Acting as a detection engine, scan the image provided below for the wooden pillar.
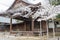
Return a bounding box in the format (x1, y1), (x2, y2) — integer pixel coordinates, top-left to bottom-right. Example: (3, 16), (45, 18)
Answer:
(39, 21), (42, 36)
(46, 20), (49, 40)
(10, 16), (12, 33)
(52, 20), (55, 38)
(32, 20), (34, 31)
(24, 22), (26, 31)
(31, 19), (34, 35)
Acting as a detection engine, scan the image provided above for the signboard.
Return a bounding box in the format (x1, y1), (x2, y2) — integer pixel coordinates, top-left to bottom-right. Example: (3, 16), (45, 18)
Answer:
(49, 21), (55, 28)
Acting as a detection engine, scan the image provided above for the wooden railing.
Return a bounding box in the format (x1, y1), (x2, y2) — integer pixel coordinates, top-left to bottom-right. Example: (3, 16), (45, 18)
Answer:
(10, 31), (47, 36)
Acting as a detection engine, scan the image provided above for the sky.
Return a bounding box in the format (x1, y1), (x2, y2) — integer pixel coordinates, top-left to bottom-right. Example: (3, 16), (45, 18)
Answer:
(0, 0), (15, 13)
(22, 0), (50, 5)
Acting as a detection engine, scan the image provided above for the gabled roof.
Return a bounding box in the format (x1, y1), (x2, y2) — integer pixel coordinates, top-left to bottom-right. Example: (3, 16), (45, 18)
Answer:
(0, 0), (60, 22)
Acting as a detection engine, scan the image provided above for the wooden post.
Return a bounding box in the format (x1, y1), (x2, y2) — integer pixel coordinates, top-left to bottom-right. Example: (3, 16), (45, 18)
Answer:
(46, 20), (49, 40)
(32, 20), (34, 31)
(39, 21), (42, 36)
(52, 20), (55, 38)
(10, 16), (12, 33)
(24, 22), (26, 31)
(32, 19), (34, 35)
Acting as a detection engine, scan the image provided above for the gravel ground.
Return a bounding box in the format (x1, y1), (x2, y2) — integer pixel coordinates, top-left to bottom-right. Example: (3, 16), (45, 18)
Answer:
(0, 35), (47, 40)
(0, 32), (47, 40)
(0, 32), (59, 40)
(0, 34), (59, 40)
